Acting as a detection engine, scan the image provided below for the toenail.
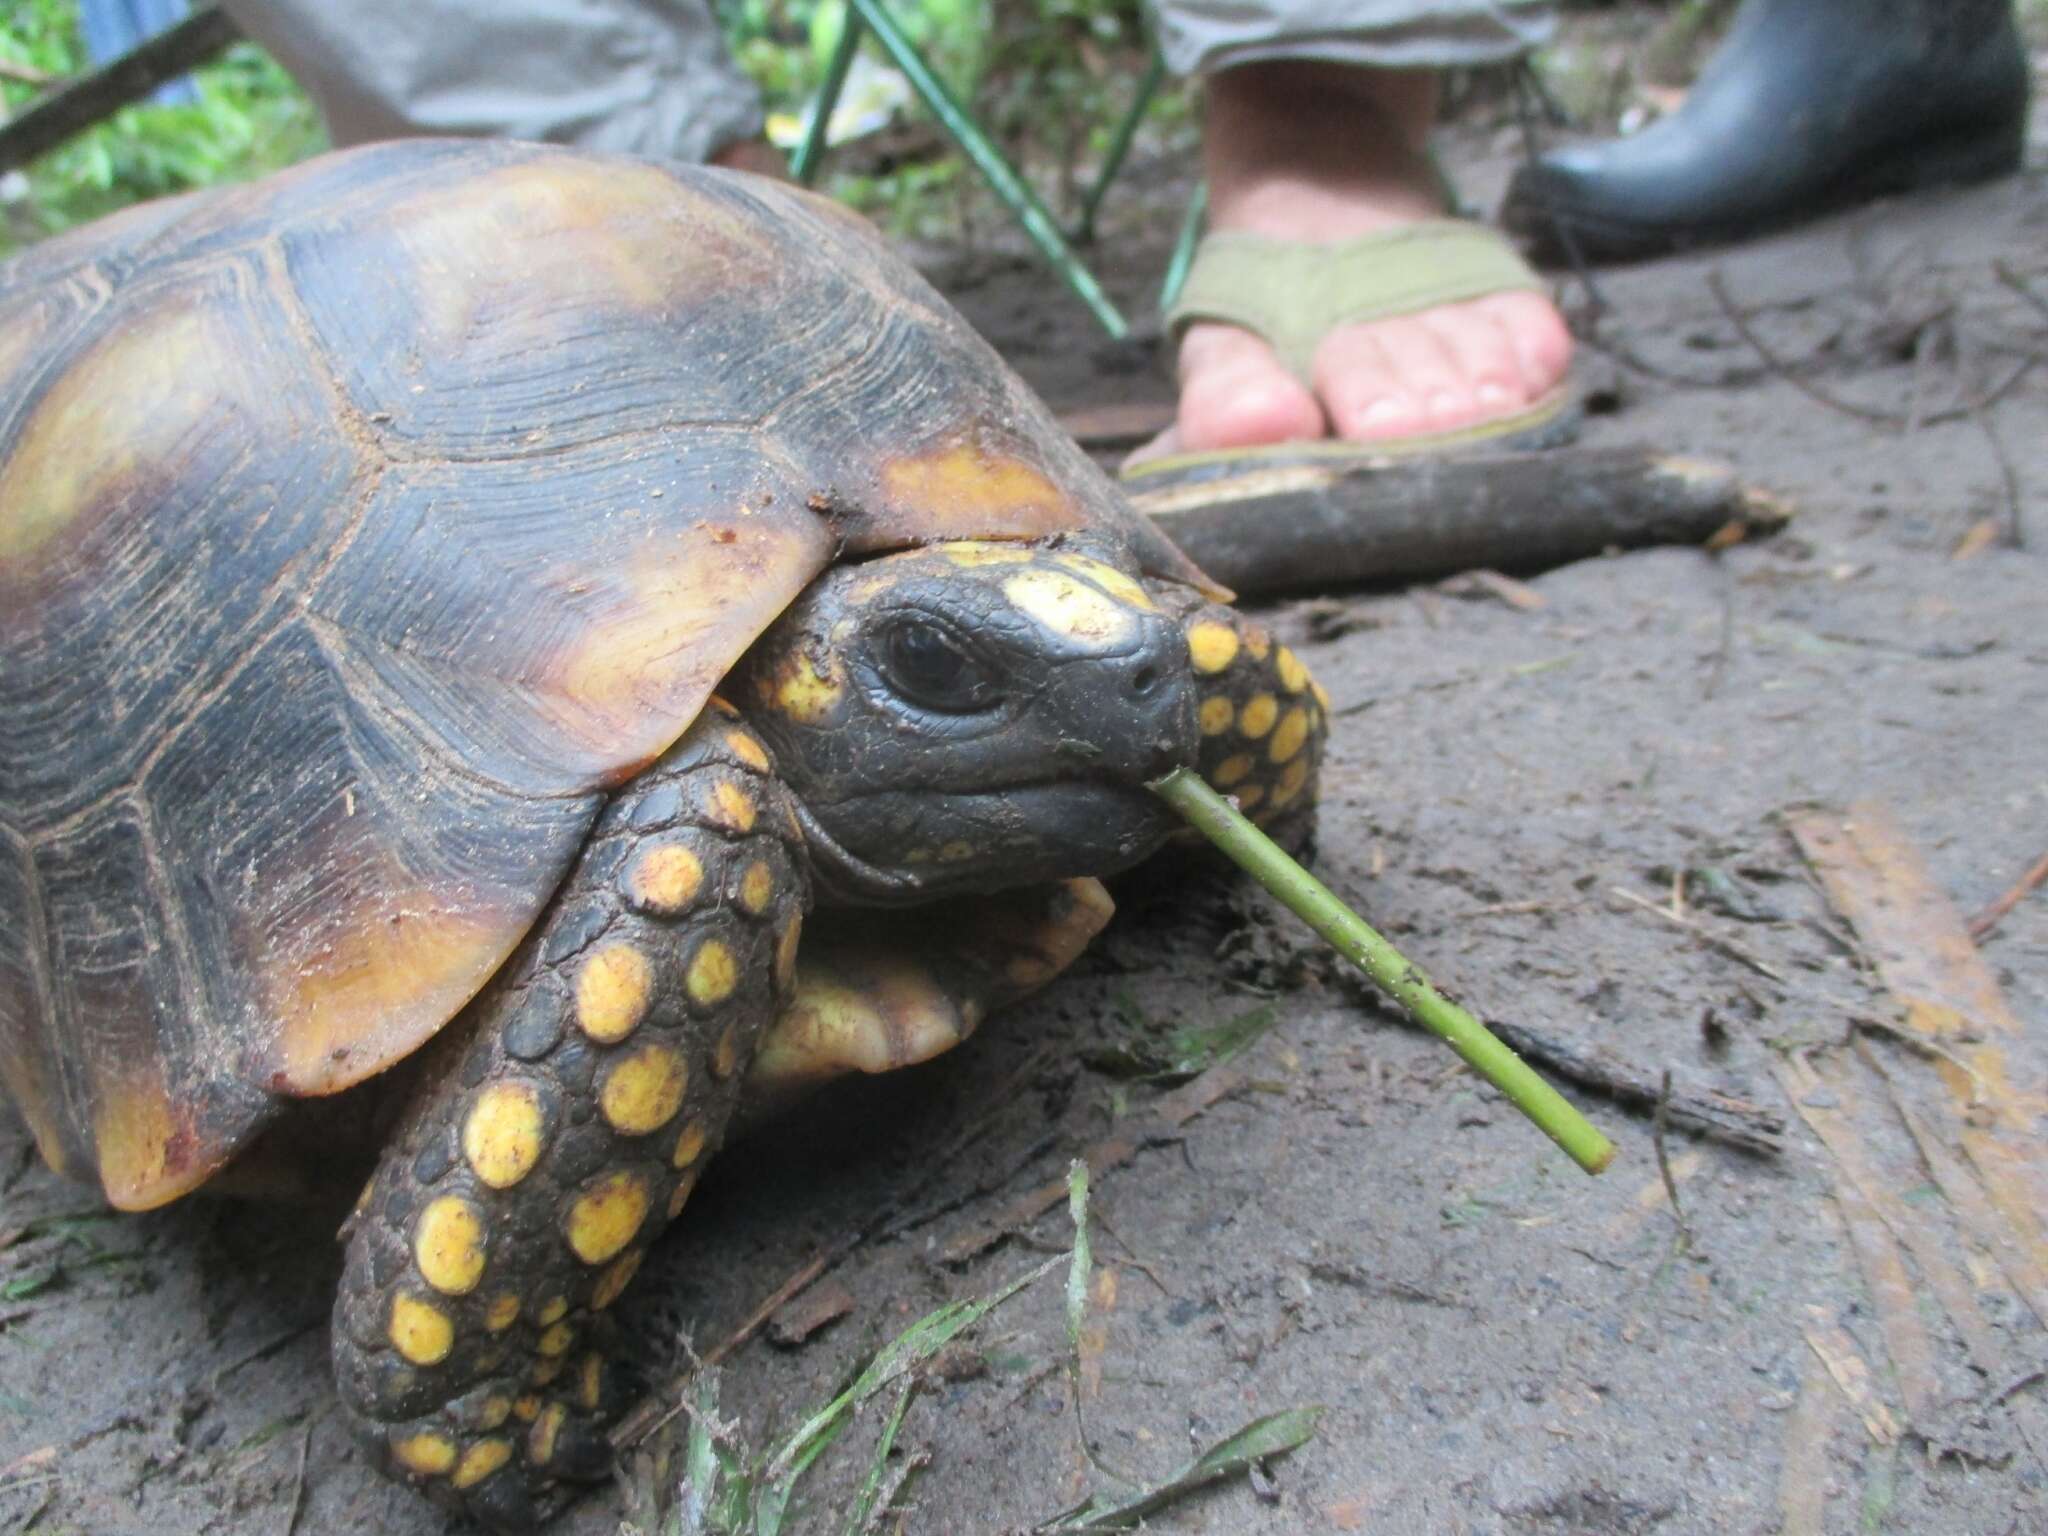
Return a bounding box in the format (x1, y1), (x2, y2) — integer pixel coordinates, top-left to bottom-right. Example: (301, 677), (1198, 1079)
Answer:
(1361, 399), (1406, 426)
(1476, 382), (1510, 408)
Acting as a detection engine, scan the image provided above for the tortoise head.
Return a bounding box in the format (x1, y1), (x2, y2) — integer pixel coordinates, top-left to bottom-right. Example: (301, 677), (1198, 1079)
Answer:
(735, 540), (1199, 905)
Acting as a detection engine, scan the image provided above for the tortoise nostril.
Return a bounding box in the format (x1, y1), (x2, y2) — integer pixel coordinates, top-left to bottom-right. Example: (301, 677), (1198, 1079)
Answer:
(1130, 664), (1160, 698)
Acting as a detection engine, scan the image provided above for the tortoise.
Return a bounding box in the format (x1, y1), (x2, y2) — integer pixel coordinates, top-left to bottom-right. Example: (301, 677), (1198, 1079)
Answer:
(0, 139), (1327, 1528)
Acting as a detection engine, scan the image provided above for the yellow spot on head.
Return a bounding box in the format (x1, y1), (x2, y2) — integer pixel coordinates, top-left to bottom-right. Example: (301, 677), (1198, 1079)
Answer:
(671, 1120), (708, 1170)
(600, 1042), (690, 1135)
(463, 1081), (549, 1189)
(1198, 697), (1235, 736)
(484, 1293), (522, 1333)
(536, 1296), (568, 1327)
(415, 1196), (488, 1296)
(452, 1437), (513, 1490)
(390, 1294), (455, 1366)
(538, 1321), (576, 1357)
(391, 1431), (458, 1477)
(577, 943), (653, 1042)
(687, 939), (740, 1008)
(708, 780), (757, 834)
(724, 730), (771, 773)
(512, 1395), (542, 1423)
(1002, 569), (1137, 650)
(667, 1168), (701, 1220)
(479, 1396), (513, 1431)
(738, 860), (776, 916)
(1276, 646), (1309, 694)
(527, 1403), (566, 1468)
(1053, 552), (1158, 611)
(566, 1170), (650, 1264)
(530, 1354), (565, 1387)
(591, 1249), (644, 1310)
(1211, 754), (1253, 789)
(1239, 694), (1279, 739)
(626, 844), (704, 915)
(1272, 755), (1312, 810)
(710, 1022), (741, 1080)
(1186, 621), (1240, 675)
(577, 1353), (606, 1411)
(1268, 706), (1310, 765)
(774, 916), (803, 994)
(765, 649), (845, 724)
(1235, 785), (1267, 811)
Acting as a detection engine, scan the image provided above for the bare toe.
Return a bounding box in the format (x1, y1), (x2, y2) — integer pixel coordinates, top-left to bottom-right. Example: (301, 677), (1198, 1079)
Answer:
(1474, 290), (1574, 402)
(1418, 298), (1533, 416)
(1175, 322), (1326, 453)
(1316, 316), (1463, 441)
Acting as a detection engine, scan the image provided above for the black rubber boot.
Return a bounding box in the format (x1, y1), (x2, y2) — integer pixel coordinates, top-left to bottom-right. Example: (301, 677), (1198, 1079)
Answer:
(1503, 0), (2030, 264)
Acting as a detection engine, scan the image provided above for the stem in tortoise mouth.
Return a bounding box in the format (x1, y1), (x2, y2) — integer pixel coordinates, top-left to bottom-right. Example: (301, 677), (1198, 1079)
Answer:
(1149, 767), (1617, 1177)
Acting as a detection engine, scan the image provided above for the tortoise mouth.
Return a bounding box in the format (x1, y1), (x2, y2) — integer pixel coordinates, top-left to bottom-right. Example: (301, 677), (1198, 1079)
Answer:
(796, 779), (1179, 908)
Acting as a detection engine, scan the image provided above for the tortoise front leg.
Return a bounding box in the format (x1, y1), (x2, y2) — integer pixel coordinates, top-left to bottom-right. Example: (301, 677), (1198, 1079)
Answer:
(330, 705), (806, 1530)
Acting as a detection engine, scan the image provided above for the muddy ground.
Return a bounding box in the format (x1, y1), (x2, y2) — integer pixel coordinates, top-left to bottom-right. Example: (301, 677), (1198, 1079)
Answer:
(5, 47), (2048, 1536)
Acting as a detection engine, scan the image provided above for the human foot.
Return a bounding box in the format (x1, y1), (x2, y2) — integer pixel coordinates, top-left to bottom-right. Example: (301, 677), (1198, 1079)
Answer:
(1140, 63), (1571, 463)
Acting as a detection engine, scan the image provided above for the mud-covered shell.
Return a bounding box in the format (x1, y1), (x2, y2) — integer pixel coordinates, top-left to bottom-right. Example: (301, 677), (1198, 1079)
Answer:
(0, 139), (1203, 1211)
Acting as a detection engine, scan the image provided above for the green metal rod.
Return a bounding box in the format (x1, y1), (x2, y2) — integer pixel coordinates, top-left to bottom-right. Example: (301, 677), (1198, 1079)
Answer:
(790, 8), (863, 185)
(1151, 768), (1617, 1175)
(846, 0), (1129, 339)
(1074, 48), (1166, 246)
(1159, 178), (1206, 315)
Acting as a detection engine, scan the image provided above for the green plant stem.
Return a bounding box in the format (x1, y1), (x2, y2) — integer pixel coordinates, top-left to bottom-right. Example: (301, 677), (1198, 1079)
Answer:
(1151, 768), (1616, 1175)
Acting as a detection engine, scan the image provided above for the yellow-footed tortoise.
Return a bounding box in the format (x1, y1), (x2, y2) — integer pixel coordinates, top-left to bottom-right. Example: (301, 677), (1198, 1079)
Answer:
(0, 140), (1326, 1527)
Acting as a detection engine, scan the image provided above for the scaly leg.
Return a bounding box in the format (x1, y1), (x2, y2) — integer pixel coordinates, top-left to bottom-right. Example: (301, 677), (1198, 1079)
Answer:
(330, 704), (806, 1529)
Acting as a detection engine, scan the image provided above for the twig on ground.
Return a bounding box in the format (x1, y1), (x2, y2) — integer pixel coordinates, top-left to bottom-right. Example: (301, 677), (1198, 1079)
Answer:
(1966, 850), (2048, 942)
(940, 1065), (1251, 1265)
(281, 1418), (313, 1536)
(1704, 560), (1736, 700)
(1610, 885), (1788, 983)
(1707, 269), (2035, 430)
(1847, 1015), (1992, 1110)
(1485, 1018), (1784, 1155)
(1653, 1070), (1696, 1251)
(1992, 261), (2048, 328)
(1971, 398), (2026, 549)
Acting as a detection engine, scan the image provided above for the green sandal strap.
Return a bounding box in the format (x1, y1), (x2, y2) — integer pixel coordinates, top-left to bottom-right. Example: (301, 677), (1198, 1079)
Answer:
(1164, 221), (1545, 381)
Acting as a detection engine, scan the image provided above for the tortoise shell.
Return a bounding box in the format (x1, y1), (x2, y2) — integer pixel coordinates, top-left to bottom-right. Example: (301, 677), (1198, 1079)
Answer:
(0, 139), (1204, 1211)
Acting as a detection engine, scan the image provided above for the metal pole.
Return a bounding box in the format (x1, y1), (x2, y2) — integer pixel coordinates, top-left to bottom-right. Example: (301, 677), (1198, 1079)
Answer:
(846, 0), (1129, 339)
(1073, 49), (1165, 246)
(790, 8), (863, 185)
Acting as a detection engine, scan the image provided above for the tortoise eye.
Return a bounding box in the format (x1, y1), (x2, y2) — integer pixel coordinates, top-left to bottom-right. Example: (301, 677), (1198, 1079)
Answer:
(881, 619), (995, 712)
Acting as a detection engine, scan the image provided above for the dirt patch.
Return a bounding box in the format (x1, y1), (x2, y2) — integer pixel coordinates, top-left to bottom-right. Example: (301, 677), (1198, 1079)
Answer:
(5, 76), (2047, 1536)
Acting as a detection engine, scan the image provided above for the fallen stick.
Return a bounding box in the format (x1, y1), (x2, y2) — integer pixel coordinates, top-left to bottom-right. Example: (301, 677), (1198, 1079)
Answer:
(1123, 446), (1770, 595)
(1488, 1019), (1784, 1156)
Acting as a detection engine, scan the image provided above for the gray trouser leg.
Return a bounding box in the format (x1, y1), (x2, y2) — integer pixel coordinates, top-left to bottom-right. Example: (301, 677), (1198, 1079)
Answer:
(218, 0), (763, 163)
(1145, 0), (1556, 75)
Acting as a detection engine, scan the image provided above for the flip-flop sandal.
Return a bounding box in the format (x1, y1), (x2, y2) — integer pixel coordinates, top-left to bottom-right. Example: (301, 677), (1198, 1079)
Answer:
(1124, 220), (1578, 482)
